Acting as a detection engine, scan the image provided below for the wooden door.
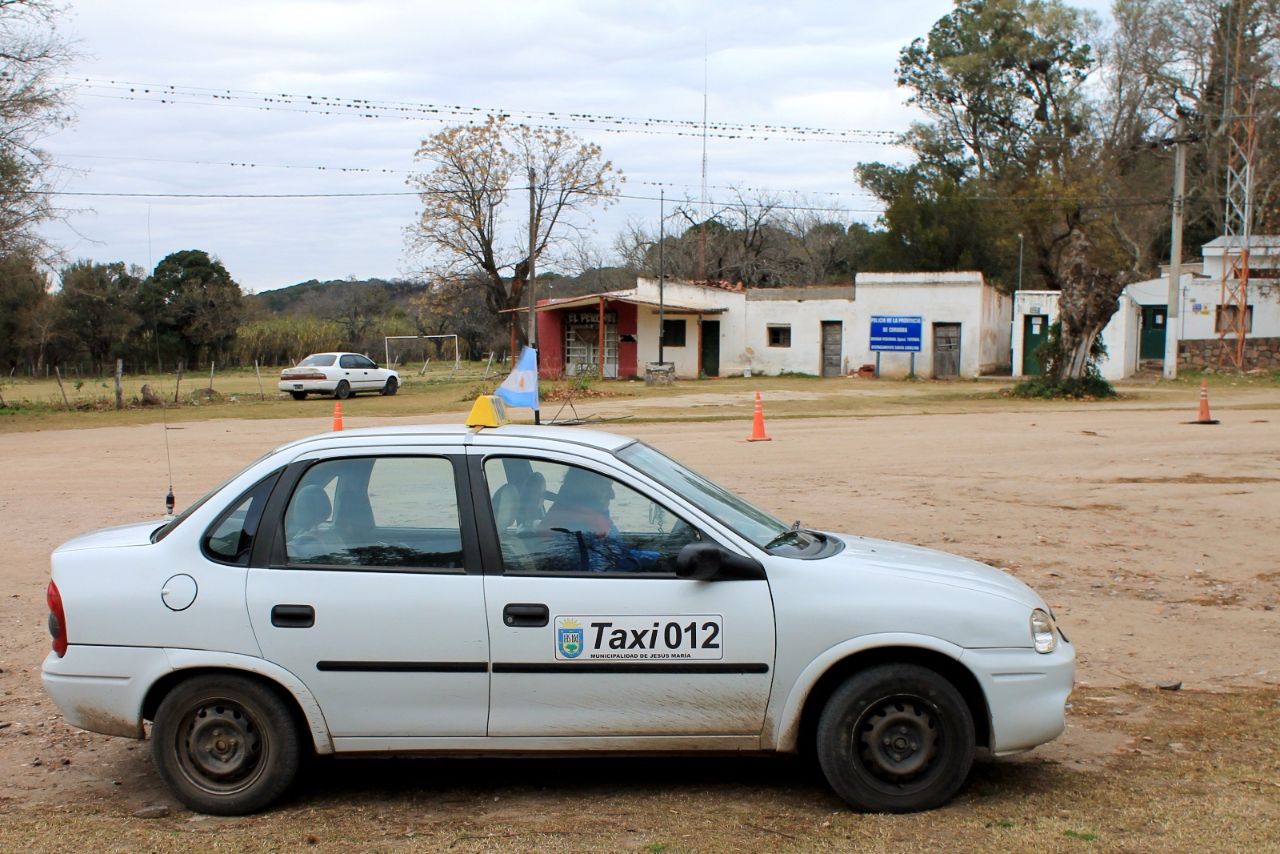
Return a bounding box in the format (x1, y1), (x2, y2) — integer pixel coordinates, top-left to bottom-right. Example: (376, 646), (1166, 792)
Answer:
(821, 321), (842, 377)
(932, 323), (961, 378)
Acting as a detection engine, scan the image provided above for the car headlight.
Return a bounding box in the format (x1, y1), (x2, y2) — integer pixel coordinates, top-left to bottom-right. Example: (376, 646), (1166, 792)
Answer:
(1030, 608), (1058, 654)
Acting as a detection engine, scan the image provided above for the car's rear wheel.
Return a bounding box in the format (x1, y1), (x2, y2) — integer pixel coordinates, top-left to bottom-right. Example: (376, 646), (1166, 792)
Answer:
(289, 391), (307, 401)
(334, 380), (351, 400)
(150, 674), (300, 815)
(381, 376), (398, 396)
(816, 663), (974, 813)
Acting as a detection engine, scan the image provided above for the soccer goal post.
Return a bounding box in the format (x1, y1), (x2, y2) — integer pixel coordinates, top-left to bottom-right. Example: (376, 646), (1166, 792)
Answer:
(385, 334), (461, 375)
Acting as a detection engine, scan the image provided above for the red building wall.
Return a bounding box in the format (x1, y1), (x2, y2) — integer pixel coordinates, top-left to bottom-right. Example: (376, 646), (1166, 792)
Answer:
(533, 299), (639, 379)
(536, 308), (564, 378)
(616, 301), (638, 378)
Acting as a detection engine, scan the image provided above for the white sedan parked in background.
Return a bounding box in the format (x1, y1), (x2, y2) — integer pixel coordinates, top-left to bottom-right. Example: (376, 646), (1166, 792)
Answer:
(278, 352), (399, 400)
(41, 398), (1074, 816)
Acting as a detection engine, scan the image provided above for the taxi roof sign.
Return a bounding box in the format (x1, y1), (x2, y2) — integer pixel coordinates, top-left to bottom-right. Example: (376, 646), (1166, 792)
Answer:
(466, 394), (509, 428)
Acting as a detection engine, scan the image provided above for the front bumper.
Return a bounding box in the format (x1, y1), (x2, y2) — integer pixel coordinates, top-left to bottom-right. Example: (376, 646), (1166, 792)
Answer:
(41, 646), (174, 738)
(961, 638), (1076, 754)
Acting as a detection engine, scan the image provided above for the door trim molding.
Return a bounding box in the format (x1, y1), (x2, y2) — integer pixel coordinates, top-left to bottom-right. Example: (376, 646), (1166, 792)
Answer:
(492, 662), (769, 675)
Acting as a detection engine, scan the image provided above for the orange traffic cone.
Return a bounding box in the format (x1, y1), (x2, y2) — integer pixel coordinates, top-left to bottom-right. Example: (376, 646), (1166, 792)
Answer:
(332, 400), (344, 431)
(747, 391), (772, 442)
(1193, 379), (1219, 425)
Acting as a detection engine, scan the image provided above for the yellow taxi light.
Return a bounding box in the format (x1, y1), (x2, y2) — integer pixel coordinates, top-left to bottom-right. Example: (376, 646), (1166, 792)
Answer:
(466, 395), (509, 429)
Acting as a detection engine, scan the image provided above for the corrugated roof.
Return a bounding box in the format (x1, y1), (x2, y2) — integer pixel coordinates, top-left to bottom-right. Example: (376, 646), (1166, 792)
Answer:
(502, 291), (726, 314)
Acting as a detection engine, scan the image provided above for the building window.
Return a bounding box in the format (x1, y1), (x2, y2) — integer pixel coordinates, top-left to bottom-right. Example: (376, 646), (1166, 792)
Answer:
(661, 319), (687, 347)
(1215, 305), (1253, 334)
(768, 325), (792, 348)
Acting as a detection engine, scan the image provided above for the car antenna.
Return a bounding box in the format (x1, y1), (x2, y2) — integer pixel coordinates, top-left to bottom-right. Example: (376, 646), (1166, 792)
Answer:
(161, 394), (175, 517)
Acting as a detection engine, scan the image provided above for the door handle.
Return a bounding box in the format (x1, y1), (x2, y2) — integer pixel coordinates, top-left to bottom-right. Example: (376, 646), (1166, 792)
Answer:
(271, 604), (315, 628)
(503, 603), (549, 628)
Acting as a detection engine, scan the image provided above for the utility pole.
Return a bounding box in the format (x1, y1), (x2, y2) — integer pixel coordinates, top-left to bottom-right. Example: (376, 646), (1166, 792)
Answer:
(527, 166), (537, 350)
(1164, 112), (1188, 380)
(1017, 233), (1024, 291)
(658, 188), (666, 366)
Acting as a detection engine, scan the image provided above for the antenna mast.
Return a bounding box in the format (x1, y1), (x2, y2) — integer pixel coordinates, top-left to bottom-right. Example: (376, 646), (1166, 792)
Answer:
(1217, 5), (1258, 370)
(699, 35), (709, 284)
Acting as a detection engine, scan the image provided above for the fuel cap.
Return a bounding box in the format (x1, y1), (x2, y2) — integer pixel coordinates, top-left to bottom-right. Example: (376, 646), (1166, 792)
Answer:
(161, 574), (198, 612)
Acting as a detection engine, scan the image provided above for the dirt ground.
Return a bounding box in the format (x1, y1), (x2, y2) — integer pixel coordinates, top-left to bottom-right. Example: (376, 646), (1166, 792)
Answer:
(1, 384), (1277, 850)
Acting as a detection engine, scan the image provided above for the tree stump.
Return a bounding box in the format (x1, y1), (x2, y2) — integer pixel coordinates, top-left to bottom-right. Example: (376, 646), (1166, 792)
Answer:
(139, 384), (162, 406)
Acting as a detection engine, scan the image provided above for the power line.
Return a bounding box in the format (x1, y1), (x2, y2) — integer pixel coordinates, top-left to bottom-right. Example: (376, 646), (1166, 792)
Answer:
(38, 185), (1171, 218)
(66, 76), (906, 146)
(51, 151), (887, 201)
(53, 151), (412, 175)
(46, 190), (420, 198)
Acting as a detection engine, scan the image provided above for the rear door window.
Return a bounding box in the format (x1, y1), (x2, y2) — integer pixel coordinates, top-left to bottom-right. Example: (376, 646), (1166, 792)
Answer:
(283, 456), (463, 570)
(202, 470), (282, 566)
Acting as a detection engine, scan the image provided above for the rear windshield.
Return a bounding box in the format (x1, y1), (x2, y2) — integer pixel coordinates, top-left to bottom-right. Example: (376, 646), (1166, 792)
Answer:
(299, 354), (336, 367)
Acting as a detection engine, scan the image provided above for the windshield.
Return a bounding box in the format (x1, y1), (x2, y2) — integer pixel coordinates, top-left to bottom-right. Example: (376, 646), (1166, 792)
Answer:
(617, 442), (788, 548)
(298, 354), (336, 367)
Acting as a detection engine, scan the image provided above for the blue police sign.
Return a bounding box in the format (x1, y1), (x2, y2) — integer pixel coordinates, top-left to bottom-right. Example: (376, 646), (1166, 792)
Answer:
(870, 316), (923, 352)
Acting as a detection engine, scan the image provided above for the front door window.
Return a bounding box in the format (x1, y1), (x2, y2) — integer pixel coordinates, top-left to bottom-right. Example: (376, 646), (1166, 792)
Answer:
(484, 457), (700, 575)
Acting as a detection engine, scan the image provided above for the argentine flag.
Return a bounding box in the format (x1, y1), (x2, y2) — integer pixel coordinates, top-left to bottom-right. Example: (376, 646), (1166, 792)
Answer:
(494, 346), (540, 411)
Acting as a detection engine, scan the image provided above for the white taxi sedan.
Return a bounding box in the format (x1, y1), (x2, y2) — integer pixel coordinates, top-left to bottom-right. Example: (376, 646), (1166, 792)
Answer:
(42, 398), (1074, 816)
(278, 352), (399, 400)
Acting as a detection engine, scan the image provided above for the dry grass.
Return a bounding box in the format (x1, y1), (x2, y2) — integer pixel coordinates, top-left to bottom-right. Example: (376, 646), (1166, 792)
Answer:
(1, 687), (1276, 853)
(5, 364), (1277, 434)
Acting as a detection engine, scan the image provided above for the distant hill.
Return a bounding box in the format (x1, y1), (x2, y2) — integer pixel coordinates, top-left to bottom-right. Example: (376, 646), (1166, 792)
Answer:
(247, 269), (640, 318)
(248, 278), (426, 317)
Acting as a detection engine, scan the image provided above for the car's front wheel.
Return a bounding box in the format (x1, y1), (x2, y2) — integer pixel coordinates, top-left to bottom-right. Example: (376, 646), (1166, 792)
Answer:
(381, 376), (398, 396)
(334, 380), (351, 400)
(150, 674), (301, 815)
(816, 663), (974, 813)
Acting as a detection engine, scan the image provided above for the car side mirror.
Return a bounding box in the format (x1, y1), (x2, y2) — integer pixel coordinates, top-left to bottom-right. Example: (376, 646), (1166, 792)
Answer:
(675, 543), (765, 581)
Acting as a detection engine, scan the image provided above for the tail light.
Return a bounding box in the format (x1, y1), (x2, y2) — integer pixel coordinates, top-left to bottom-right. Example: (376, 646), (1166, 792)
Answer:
(47, 580), (67, 657)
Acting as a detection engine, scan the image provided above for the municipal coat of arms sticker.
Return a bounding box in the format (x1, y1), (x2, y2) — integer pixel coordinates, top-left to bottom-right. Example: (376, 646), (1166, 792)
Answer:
(556, 619), (584, 659)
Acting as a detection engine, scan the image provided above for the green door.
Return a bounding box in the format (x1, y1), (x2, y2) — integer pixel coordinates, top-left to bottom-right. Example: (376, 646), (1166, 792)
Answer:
(700, 320), (720, 377)
(1022, 314), (1049, 375)
(1140, 307), (1167, 360)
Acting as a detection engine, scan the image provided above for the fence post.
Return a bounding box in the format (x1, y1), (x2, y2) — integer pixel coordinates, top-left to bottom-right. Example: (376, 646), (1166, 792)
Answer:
(254, 360), (265, 400)
(115, 359), (124, 410)
(54, 367), (71, 409)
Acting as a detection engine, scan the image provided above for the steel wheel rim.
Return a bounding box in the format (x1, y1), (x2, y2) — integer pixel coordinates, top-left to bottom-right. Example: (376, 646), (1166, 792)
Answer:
(853, 694), (940, 789)
(174, 697), (269, 796)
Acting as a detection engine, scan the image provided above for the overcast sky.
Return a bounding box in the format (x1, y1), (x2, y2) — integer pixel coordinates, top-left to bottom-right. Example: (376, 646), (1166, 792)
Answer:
(39, 0), (1113, 293)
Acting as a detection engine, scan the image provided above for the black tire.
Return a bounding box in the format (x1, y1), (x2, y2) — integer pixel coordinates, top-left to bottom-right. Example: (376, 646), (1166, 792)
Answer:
(381, 376), (398, 396)
(334, 380), (351, 400)
(150, 674), (301, 815)
(816, 663), (974, 813)
(289, 391), (307, 401)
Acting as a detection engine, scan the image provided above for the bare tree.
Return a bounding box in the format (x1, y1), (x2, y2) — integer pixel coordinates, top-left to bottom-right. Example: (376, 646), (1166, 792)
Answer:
(0, 0), (73, 259)
(405, 117), (621, 345)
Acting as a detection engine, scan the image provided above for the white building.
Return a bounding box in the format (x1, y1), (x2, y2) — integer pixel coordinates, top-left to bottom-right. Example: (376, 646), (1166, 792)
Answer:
(528, 274), (1012, 380)
(1011, 236), (1280, 379)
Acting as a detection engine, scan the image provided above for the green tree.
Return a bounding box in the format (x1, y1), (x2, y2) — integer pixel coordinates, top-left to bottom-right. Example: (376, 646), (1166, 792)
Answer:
(57, 260), (142, 371)
(137, 250), (243, 368)
(406, 116), (621, 345)
(861, 0), (1161, 381)
(0, 248), (52, 371)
